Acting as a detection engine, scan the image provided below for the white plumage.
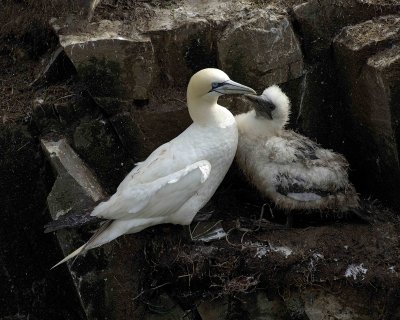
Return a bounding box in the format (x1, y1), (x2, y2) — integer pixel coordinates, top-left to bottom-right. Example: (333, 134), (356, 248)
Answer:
(53, 68), (255, 267)
(235, 85), (359, 218)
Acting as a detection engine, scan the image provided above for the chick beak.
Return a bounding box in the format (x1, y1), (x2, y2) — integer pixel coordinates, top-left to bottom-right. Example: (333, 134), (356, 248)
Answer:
(245, 94), (274, 120)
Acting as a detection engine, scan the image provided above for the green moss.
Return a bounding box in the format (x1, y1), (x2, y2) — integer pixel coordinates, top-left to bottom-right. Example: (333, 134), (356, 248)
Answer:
(77, 57), (124, 98)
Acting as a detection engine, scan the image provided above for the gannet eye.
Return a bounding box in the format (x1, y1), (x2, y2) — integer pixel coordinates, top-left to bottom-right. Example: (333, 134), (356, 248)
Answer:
(211, 82), (219, 89)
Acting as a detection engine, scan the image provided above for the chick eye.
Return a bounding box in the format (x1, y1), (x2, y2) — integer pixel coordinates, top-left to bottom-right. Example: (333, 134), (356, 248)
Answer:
(266, 101), (276, 110)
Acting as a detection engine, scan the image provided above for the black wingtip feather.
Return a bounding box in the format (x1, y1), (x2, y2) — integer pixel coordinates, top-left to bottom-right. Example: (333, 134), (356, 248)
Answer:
(44, 209), (105, 233)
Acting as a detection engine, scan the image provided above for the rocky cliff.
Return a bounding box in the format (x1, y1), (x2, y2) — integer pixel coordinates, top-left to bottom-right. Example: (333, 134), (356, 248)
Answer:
(1, 0), (400, 319)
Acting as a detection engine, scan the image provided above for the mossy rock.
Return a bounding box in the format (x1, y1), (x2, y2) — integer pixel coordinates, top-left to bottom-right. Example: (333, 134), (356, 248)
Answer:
(73, 118), (134, 193)
(78, 57), (125, 98)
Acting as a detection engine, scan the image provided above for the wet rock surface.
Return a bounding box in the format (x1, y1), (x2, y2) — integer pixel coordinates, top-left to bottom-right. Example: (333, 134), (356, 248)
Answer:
(1, 0), (400, 319)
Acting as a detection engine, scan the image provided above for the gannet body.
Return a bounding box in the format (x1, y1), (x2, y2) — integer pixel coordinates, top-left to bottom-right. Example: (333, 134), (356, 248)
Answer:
(235, 86), (359, 217)
(52, 68), (255, 267)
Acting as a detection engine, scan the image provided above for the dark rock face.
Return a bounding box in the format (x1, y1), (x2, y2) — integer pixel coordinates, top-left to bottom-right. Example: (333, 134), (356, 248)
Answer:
(109, 112), (141, 160)
(73, 118), (135, 192)
(146, 19), (217, 87)
(41, 138), (106, 219)
(334, 15), (400, 92)
(30, 46), (77, 86)
(131, 99), (192, 157)
(53, 1), (306, 98)
(41, 137), (144, 319)
(218, 10), (303, 91)
(0, 124), (85, 320)
(57, 19), (155, 100)
(334, 15), (400, 204)
(282, 63), (349, 151)
(291, 4), (400, 205)
(293, 0), (400, 60)
(4, 0), (400, 319)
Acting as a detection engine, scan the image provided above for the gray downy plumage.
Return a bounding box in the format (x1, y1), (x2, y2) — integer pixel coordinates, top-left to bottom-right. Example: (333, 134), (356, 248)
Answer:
(235, 85), (359, 214)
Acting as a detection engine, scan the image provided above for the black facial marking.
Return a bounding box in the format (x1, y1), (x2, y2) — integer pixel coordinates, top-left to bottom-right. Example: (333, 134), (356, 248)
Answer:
(255, 99), (275, 119)
(209, 80), (228, 93)
(245, 94), (276, 119)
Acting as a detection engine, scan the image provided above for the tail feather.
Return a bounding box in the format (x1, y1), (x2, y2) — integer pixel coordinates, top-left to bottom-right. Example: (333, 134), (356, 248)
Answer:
(51, 245), (86, 269)
(51, 220), (113, 269)
(82, 220), (113, 250)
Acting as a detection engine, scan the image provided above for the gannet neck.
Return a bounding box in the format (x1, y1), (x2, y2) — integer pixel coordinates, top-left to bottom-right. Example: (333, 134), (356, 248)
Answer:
(236, 110), (283, 139)
(188, 96), (232, 127)
(186, 68), (229, 126)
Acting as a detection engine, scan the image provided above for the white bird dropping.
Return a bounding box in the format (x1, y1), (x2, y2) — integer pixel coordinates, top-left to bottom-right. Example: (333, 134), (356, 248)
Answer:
(51, 68), (255, 268)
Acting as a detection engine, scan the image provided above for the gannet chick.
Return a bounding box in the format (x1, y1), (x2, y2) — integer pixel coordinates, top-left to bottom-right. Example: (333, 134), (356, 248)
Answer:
(235, 86), (359, 225)
(51, 68), (255, 268)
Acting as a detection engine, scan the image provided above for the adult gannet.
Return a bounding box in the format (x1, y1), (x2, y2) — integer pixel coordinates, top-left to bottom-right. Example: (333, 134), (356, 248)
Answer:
(51, 68), (255, 267)
(235, 86), (359, 225)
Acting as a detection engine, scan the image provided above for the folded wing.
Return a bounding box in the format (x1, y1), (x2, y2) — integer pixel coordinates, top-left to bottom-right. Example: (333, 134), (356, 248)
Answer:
(91, 160), (211, 220)
(265, 131), (350, 193)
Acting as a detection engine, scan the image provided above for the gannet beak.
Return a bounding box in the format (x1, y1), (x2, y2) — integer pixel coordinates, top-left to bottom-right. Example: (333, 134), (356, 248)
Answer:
(211, 80), (256, 95)
(245, 94), (274, 120)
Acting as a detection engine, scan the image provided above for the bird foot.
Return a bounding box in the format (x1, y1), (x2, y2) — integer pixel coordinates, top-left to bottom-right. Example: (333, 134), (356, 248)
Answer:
(188, 220), (225, 242)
